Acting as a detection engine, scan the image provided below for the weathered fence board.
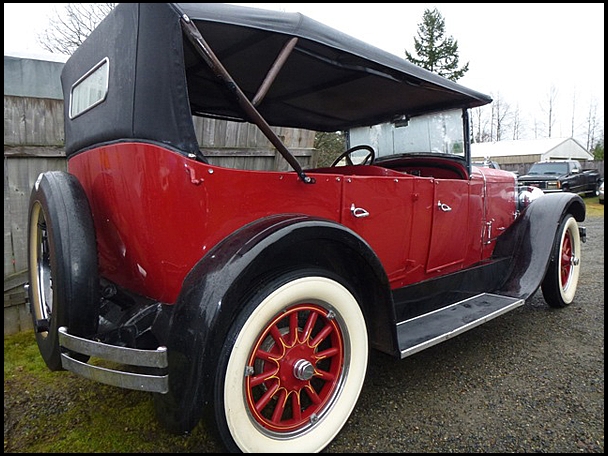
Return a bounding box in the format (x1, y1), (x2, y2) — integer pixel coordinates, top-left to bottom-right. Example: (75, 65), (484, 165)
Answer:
(4, 96), (64, 146)
(4, 154), (67, 275)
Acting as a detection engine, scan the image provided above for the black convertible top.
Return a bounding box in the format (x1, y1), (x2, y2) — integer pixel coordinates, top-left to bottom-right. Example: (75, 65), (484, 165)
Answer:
(61, 3), (491, 159)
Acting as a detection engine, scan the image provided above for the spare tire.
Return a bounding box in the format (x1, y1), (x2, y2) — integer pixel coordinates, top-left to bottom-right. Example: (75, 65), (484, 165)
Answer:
(27, 171), (100, 371)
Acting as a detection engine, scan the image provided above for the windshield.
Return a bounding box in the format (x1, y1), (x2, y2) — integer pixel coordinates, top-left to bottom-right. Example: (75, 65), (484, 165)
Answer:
(527, 163), (569, 175)
(348, 109), (465, 159)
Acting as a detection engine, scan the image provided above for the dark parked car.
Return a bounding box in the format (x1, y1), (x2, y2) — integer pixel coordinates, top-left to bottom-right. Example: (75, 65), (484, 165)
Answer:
(599, 180), (604, 204)
(518, 159), (601, 196)
(26, 3), (587, 453)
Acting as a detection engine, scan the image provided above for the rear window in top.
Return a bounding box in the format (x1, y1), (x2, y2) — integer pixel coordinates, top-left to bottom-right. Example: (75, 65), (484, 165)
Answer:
(69, 57), (109, 119)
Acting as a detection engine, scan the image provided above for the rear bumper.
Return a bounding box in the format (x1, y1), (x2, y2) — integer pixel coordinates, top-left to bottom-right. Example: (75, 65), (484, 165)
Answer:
(58, 326), (169, 393)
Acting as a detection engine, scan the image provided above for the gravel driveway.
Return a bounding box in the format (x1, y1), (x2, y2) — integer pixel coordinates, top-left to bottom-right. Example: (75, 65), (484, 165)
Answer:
(324, 214), (604, 453)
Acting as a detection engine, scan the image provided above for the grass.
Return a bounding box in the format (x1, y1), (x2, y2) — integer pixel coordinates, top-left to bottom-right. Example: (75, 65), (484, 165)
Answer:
(582, 194), (604, 217)
(4, 331), (223, 453)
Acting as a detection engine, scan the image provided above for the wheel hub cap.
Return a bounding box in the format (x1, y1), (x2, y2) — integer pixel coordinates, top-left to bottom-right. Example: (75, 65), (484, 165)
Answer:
(293, 359), (315, 381)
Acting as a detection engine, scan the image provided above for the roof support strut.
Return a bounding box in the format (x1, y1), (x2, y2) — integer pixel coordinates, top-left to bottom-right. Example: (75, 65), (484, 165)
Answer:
(178, 12), (315, 184)
(251, 37), (298, 107)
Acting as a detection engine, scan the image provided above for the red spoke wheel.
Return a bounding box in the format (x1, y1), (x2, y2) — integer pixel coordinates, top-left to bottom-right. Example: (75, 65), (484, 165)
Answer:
(541, 214), (581, 308)
(215, 272), (368, 452)
(245, 303), (345, 432)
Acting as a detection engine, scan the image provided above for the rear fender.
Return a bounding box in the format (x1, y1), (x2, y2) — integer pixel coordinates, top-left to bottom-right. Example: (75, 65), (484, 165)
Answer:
(157, 214), (395, 433)
(493, 193), (585, 299)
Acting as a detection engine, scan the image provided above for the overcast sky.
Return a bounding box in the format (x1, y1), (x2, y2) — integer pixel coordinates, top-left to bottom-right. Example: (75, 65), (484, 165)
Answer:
(4, 3), (604, 145)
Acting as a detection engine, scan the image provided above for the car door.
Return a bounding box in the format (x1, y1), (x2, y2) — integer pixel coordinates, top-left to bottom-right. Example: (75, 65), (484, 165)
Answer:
(340, 174), (414, 283)
(426, 179), (470, 273)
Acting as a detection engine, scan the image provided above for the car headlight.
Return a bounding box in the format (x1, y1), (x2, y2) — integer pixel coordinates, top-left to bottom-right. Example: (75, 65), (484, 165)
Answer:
(517, 185), (544, 211)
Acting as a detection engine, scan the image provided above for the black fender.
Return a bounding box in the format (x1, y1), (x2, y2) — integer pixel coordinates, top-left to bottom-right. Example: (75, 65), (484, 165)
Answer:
(493, 192), (585, 299)
(155, 213), (395, 433)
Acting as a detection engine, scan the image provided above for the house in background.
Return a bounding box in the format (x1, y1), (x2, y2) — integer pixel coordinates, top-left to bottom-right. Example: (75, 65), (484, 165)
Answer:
(471, 137), (598, 176)
(471, 137), (594, 165)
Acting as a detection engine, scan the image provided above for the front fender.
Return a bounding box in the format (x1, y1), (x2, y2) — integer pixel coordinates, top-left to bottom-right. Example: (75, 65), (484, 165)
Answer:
(156, 213), (394, 433)
(493, 192), (585, 299)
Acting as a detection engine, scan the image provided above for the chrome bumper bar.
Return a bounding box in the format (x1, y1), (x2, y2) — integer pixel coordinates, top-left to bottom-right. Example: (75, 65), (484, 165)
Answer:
(58, 326), (169, 393)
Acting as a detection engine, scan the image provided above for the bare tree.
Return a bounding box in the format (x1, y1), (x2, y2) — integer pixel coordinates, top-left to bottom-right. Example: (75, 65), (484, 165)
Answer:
(532, 118), (541, 139)
(470, 104), (493, 143)
(570, 88), (577, 138)
(585, 99), (599, 151)
(37, 3), (117, 55)
(540, 84), (558, 138)
(511, 104), (523, 140)
(492, 92), (512, 141)
(470, 107), (483, 143)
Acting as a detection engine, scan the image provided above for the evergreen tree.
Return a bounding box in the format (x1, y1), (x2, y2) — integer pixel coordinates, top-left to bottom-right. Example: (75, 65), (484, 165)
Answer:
(314, 131), (346, 167)
(405, 8), (469, 81)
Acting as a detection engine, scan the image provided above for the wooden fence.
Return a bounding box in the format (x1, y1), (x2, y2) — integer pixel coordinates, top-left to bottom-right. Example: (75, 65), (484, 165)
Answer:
(3, 94), (316, 335)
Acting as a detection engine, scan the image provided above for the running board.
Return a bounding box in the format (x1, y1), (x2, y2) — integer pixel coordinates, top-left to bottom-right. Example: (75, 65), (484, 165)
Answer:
(396, 293), (524, 359)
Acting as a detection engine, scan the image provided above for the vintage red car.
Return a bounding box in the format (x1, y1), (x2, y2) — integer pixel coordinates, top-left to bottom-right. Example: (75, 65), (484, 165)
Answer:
(26, 3), (586, 453)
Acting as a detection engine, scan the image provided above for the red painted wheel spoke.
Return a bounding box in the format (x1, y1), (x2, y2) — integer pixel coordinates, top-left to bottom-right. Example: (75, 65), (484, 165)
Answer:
(560, 234), (573, 286)
(270, 324), (286, 347)
(255, 381), (280, 412)
(270, 389), (287, 423)
(289, 312), (299, 345)
(254, 348), (277, 362)
(302, 311), (318, 340)
(304, 384), (322, 405)
(315, 346), (339, 359)
(314, 369), (337, 382)
(250, 367), (279, 387)
(291, 391), (302, 421)
(310, 324), (333, 348)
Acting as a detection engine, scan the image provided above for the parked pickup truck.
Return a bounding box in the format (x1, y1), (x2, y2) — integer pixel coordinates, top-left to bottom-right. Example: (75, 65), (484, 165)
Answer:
(518, 160), (602, 196)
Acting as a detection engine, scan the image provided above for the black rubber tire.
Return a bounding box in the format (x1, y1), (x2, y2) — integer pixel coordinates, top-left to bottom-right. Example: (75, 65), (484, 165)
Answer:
(541, 214), (581, 308)
(27, 171), (100, 371)
(212, 269), (368, 453)
(585, 183), (599, 198)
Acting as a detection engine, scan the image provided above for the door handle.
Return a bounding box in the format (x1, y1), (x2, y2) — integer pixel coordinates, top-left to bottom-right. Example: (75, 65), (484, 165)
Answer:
(437, 201), (452, 212)
(350, 203), (369, 218)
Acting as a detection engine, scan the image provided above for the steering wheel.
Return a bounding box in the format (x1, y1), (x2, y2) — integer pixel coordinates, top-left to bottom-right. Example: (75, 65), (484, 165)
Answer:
(330, 145), (375, 167)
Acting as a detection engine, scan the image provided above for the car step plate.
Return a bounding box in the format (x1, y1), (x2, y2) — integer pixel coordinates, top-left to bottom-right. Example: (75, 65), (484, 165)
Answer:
(396, 293), (524, 359)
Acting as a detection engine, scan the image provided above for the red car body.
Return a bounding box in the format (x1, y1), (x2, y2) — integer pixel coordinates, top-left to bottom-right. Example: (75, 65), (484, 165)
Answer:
(69, 145), (517, 303)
